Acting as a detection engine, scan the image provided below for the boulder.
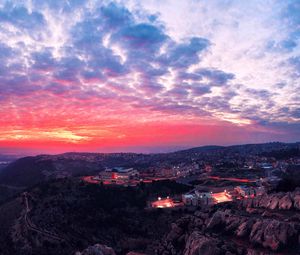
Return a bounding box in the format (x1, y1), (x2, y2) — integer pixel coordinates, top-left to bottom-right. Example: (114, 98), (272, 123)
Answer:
(267, 194), (279, 210)
(126, 253), (146, 255)
(76, 244), (116, 255)
(259, 194), (272, 208)
(278, 194), (293, 210)
(183, 232), (221, 255)
(224, 216), (243, 232)
(249, 220), (266, 245)
(207, 211), (224, 229)
(167, 223), (183, 241)
(293, 194), (300, 210)
(236, 219), (255, 237)
(262, 220), (282, 250)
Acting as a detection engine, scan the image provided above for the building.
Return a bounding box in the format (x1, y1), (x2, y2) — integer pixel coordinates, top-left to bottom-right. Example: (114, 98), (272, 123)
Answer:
(159, 168), (178, 177)
(151, 197), (176, 208)
(182, 191), (214, 206)
(234, 185), (265, 198)
(98, 167), (139, 182)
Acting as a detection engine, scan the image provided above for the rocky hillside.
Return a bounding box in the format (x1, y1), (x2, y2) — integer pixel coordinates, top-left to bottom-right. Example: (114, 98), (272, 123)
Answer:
(73, 190), (300, 255)
(1, 176), (300, 254)
(157, 191), (300, 255)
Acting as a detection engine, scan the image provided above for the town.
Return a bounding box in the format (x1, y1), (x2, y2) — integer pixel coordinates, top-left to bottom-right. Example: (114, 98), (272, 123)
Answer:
(82, 148), (300, 209)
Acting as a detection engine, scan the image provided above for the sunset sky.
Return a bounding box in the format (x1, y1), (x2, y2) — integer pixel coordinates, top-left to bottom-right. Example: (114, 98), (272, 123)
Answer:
(0, 0), (299, 154)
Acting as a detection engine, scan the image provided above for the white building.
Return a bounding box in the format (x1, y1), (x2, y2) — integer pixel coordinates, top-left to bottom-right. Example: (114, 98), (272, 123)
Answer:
(234, 186), (265, 198)
(182, 191), (214, 206)
(99, 167), (139, 181)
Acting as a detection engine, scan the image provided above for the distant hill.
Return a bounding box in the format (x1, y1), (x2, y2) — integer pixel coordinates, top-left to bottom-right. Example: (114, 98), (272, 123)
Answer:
(0, 142), (299, 188)
(0, 154), (104, 187)
(176, 142), (300, 156)
(174, 145), (225, 153)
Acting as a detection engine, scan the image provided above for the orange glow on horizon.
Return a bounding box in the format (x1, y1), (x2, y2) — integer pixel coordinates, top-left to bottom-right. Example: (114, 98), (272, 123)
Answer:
(0, 117), (288, 154)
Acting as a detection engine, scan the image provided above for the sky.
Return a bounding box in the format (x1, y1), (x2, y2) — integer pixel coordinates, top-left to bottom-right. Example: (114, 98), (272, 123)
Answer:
(0, 0), (299, 154)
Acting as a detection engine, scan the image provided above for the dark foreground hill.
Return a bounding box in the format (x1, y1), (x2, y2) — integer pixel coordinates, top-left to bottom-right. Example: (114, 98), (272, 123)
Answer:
(0, 178), (189, 255)
(1, 178), (300, 255)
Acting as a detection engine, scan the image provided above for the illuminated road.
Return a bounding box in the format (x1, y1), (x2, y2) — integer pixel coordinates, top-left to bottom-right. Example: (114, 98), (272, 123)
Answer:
(151, 198), (183, 208)
(210, 176), (257, 183)
(212, 191), (232, 203)
(82, 175), (178, 186)
(82, 176), (100, 184)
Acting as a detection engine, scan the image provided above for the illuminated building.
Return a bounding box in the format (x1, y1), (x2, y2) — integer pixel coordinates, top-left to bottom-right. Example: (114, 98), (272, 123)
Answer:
(234, 186), (265, 198)
(182, 191), (214, 206)
(98, 167), (139, 181)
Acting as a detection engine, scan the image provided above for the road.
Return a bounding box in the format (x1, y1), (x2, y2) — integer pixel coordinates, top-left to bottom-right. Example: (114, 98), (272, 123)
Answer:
(22, 192), (66, 242)
(209, 176), (257, 183)
(82, 175), (178, 186)
(0, 184), (26, 190)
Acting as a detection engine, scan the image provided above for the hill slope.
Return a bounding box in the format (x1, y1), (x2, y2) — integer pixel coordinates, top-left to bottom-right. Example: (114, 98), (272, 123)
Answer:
(0, 142), (299, 188)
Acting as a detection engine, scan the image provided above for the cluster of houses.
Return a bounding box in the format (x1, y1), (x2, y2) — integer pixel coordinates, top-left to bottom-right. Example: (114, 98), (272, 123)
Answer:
(181, 185), (266, 207)
(234, 185), (265, 198)
(93, 167), (140, 183)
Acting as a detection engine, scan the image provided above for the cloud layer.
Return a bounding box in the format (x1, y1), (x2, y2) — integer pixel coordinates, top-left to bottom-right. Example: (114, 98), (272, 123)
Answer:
(0, 0), (299, 153)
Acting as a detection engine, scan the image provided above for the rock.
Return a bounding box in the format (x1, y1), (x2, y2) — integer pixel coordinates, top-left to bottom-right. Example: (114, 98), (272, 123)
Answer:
(262, 220), (282, 250)
(224, 216), (242, 232)
(167, 223), (183, 241)
(206, 211), (224, 229)
(236, 219), (255, 237)
(126, 252), (146, 255)
(278, 193), (293, 210)
(246, 249), (271, 255)
(242, 198), (253, 208)
(249, 220), (265, 245)
(249, 219), (298, 251)
(258, 194), (271, 208)
(246, 208), (260, 214)
(194, 211), (208, 219)
(76, 244), (116, 255)
(252, 196), (262, 208)
(183, 232), (221, 255)
(267, 194), (279, 210)
(293, 194), (300, 210)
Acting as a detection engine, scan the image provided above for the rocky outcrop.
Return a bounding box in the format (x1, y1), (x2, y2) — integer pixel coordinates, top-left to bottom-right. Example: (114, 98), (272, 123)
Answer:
(183, 232), (221, 255)
(75, 244), (116, 255)
(236, 218), (255, 237)
(158, 192), (300, 255)
(278, 193), (293, 210)
(294, 193), (300, 210)
(206, 211), (224, 229)
(239, 189), (300, 211)
(126, 253), (146, 255)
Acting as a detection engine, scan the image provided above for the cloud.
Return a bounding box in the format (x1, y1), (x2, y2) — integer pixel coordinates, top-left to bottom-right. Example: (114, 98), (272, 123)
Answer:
(115, 23), (167, 50)
(101, 2), (133, 29)
(0, 0), (298, 151)
(0, 4), (45, 31)
(159, 37), (210, 68)
(195, 68), (235, 86)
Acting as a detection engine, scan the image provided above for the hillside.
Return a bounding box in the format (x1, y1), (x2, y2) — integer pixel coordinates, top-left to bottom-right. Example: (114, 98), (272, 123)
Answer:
(1, 178), (300, 254)
(0, 178), (189, 255)
(0, 142), (298, 189)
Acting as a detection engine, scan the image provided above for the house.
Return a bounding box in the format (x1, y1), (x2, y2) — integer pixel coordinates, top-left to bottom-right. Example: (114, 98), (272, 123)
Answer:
(98, 167), (139, 181)
(182, 191), (214, 206)
(234, 185), (265, 198)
